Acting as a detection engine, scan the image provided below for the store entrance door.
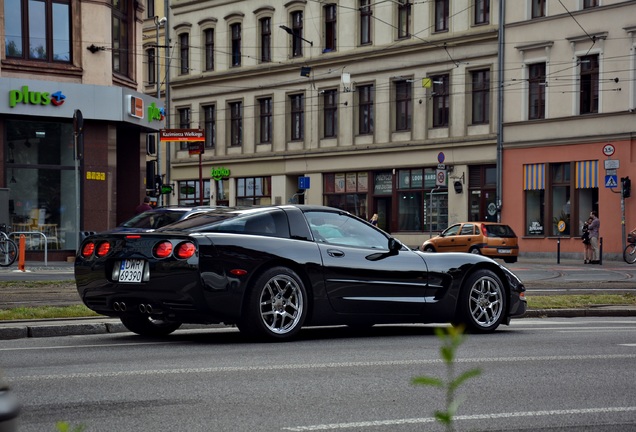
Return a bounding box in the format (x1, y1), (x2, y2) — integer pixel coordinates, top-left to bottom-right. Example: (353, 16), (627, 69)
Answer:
(375, 198), (392, 233)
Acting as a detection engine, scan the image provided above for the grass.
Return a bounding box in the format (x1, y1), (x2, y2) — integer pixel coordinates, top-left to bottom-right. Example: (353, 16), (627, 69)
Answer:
(0, 294), (634, 321)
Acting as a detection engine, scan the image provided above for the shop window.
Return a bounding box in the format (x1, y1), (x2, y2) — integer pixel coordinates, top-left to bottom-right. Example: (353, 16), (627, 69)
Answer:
(398, 168), (447, 232)
(5, 120), (77, 250)
(323, 172), (369, 220)
(469, 165), (497, 222)
(178, 180), (211, 206)
(236, 177), (271, 206)
(551, 163), (571, 235)
(215, 179), (229, 206)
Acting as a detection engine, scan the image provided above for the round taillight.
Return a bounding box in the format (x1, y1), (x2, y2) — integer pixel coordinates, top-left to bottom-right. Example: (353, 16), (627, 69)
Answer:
(175, 242), (196, 259)
(154, 241), (173, 258)
(81, 242), (95, 258)
(96, 241), (111, 257)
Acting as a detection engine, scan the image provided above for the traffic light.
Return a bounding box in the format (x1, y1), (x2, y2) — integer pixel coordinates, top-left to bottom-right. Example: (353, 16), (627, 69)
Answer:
(622, 176), (631, 198)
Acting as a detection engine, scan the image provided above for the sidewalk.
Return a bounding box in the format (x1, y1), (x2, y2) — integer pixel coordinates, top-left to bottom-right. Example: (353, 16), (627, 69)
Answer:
(0, 256), (634, 340)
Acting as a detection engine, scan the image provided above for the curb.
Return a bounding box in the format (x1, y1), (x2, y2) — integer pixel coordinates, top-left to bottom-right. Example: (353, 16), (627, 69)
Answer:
(1, 308), (635, 340)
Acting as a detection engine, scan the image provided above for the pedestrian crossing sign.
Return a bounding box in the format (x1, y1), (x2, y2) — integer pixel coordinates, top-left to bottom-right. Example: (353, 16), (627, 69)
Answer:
(605, 175), (618, 188)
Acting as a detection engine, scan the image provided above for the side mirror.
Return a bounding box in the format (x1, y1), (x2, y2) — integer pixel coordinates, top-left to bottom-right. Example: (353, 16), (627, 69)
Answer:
(388, 238), (403, 253)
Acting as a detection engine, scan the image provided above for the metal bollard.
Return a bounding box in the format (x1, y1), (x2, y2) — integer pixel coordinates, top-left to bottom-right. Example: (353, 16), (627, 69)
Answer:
(599, 237), (603, 265)
(557, 236), (561, 264)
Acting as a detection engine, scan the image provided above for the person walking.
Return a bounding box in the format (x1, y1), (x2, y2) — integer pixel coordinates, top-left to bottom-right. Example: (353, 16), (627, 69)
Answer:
(588, 210), (600, 264)
(135, 196), (153, 214)
(581, 217), (593, 264)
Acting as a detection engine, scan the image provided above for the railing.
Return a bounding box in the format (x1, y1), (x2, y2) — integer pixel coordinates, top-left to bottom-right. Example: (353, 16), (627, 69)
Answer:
(8, 231), (48, 267)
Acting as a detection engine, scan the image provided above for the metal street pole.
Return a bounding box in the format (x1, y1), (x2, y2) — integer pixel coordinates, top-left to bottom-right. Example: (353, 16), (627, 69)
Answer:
(154, 16), (165, 205)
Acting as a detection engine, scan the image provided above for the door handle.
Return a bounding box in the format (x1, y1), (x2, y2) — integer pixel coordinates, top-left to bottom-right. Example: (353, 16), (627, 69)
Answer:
(327, 249), (345, 257)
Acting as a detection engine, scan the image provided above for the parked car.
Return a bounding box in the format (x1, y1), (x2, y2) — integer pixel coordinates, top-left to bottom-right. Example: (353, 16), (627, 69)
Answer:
(108, 206), (217, 233)
(421, 222), (519, 263)
(75, 206), (527, 341)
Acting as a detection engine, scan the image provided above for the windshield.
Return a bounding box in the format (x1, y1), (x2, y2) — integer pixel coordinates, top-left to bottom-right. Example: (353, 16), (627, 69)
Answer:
(120, 210), (185, 229)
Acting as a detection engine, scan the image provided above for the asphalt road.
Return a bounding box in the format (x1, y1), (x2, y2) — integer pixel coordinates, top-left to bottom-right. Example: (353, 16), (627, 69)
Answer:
(2, 316), (635, 431)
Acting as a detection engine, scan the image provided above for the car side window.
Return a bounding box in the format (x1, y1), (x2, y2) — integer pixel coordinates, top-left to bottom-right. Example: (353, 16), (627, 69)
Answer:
(443, 224), (461, 236)
(460, 224), (474, 235)
(306, 211), (388, 249)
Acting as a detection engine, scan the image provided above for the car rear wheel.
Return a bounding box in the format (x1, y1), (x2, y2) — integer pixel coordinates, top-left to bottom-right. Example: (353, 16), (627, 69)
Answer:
(469, 247), (481, 255)
(239, 267), (307, 341)
(503, 257), (517, 264)
(120, 315), (182, 337)
(456, 269), (506, 333)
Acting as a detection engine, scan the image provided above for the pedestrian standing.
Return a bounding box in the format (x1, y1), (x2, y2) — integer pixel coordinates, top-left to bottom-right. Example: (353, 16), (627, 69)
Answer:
(135, 196), (153, 215)
(588, 210), (600, 264)
(581, 217), (592, 264)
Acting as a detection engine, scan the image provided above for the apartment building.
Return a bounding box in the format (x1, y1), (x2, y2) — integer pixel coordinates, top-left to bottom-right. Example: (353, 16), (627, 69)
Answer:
(1, 0), (164, 259)
(501, 0), (636, 258)
(161, 0), (501, 247)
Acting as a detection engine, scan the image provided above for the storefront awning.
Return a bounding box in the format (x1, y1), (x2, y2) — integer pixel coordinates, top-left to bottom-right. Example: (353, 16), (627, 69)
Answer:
(523, 163), (545, 190)
(575, 160), (598, 189)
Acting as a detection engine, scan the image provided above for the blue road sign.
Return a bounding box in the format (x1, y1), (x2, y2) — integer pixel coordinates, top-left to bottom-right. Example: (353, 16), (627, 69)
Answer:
(605, 175), (618, 188)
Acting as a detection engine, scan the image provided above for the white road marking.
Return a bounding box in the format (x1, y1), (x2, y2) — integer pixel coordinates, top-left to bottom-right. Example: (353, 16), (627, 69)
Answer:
(0, 341), (178, 351)
(282, 407), (636, 431)
(10, 354), (636, 381)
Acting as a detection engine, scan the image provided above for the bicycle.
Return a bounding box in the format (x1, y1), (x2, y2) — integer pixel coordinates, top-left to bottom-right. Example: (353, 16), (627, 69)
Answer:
(0, 224), (18, 267)
(624, 230), (636, 264)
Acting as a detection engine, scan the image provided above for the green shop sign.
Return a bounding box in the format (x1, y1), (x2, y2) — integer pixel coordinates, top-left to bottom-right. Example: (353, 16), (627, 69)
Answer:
(9, 86), (67, 108)
(211, 167), (230, 180)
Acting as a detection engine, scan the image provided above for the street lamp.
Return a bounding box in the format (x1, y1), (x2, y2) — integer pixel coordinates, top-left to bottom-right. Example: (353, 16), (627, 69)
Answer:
(279, 25), (313, 47)
(154, 16), (166, 204)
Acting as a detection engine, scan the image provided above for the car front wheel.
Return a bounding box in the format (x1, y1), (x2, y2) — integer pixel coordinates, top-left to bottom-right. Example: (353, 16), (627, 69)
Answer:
(120, 315), (182, 337)
(423, 245), (435, 252)
(456, 269), (506, 333)
(239, 267), (307, 341)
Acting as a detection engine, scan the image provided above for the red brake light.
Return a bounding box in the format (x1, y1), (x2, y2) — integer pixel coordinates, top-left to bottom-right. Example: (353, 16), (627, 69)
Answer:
(81, 242), (95, 258)
(481, 225), (488, 237)
(175, 242), (196, 259)
(96, 242), (111, 257)
(154, 241), (173, 258)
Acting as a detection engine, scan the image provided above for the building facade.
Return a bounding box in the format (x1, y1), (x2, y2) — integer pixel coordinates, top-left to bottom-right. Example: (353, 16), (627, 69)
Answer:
(1, 0), (164, 259)
(501, 0), (636, 259)
(163, 0), (502, 247)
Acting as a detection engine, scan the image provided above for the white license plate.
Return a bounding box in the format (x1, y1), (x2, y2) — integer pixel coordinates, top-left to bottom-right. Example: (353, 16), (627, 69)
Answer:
(497, 249), (512, 254)
(119, 259), (145, 283)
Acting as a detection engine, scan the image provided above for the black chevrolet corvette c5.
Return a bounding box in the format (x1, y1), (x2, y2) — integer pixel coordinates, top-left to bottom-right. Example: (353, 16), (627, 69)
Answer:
(75, 205), (527, 341)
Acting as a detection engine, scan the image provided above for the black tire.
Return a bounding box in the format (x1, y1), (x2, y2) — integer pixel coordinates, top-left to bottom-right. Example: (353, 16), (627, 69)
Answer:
(0, 239), (18, 267)
(624, 244), (636, 264)
(423, 245), (435, 252)
(456, 269), (506, 333)
(120, 315), (182, 337)
(469, 247), (482, 255)
(503, 257), (517, 264)
(238, 267), (307, 341)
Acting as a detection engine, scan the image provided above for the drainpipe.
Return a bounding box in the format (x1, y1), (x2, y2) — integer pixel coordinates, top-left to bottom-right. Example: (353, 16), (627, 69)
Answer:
(496, 0), (505, 222)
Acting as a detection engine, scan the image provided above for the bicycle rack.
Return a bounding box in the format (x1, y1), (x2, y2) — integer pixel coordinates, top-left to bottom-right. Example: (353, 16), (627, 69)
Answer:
(8, 231), (48, 267)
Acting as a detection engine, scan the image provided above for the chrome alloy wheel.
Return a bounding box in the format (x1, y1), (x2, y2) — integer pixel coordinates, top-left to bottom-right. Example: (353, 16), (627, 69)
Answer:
(468, 275), (504, 328)
(259, 274), (305, 335)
